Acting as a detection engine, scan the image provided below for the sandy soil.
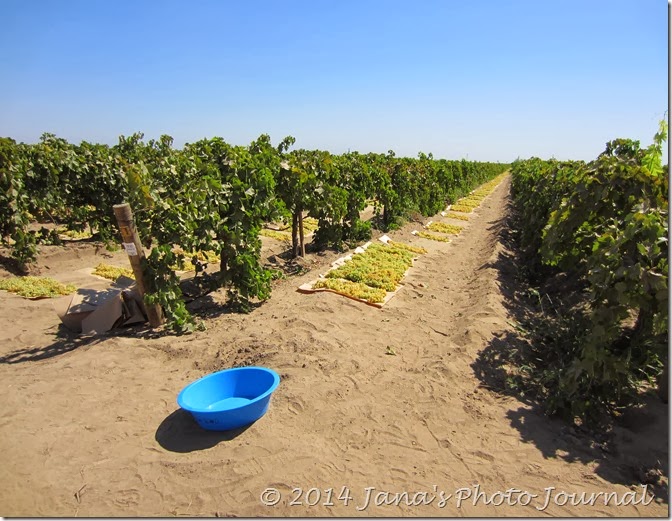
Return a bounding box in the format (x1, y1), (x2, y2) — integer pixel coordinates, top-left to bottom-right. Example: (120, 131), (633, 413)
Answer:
(0, 176), (668, 517)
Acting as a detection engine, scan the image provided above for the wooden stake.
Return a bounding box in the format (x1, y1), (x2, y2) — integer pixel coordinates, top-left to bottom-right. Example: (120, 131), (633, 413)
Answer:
(113, 203), (164, 327)
(292, 212), (299, 258)
(298, 211), (306, 257)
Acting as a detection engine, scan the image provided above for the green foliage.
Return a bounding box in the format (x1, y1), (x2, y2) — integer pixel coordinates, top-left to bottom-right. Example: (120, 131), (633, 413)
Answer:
(509, 120), (668, 423)
(0, 138), (38, 269)
(131, 134), (284, 328)
(1, 130), (508, 332)
(275, 147), (333, 255)
(510, 158), (582, 276)
(0, 134), (128, 269)
(335, 152), (376, 246)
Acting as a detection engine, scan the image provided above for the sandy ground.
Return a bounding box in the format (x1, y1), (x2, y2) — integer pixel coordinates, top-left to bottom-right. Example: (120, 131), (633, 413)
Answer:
(0, 176), (668, 517)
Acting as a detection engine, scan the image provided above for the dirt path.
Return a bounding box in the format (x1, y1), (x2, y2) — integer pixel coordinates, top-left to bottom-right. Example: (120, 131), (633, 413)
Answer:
(0, 176), (667, 516)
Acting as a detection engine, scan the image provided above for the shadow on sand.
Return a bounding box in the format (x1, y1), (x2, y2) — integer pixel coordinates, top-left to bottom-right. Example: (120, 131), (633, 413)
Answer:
(155, 409), (251, 453)
(0, 325), (103, 364)
(471, 202), (669, 504)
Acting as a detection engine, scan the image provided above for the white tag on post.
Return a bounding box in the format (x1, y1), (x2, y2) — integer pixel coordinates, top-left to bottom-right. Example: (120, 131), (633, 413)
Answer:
(122, 242), (138, 256)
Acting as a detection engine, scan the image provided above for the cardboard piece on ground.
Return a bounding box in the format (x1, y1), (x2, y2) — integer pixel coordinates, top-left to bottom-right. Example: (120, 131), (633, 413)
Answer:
(80, 291), (124, 334)
(53, 294), (95, 332)
(121, 291), (146, 326)
(53, 276), (147, 335)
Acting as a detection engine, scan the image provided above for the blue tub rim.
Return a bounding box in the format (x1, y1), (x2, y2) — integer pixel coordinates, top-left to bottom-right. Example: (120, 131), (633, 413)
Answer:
(177, 366), (280, 414)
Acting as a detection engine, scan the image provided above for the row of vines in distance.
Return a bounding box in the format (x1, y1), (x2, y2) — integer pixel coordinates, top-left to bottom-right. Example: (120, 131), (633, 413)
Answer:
(0, 133), (509, 331)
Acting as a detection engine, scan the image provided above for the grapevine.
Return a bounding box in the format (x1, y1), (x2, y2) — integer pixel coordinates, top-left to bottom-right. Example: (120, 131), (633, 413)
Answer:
(1, 130), (508, 331)
(508, 120), (668, 422)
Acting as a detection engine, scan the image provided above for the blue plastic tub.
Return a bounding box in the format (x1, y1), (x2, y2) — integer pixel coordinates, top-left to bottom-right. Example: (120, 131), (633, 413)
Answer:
(177, 366), (280, 431)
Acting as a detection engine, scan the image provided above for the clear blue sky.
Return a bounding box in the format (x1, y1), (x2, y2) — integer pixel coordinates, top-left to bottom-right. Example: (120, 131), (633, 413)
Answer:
(0, 0), (668, 162)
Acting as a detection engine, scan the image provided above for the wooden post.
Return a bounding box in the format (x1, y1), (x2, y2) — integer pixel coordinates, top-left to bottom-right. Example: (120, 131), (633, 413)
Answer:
(113, 203), (164, 328)
(292, 212), (299, 258)
(298, 211), (306, 257)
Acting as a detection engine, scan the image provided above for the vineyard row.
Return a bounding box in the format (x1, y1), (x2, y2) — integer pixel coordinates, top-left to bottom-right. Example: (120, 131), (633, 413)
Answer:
(509, 121), (668, 422)
(0, 132), (509, 331)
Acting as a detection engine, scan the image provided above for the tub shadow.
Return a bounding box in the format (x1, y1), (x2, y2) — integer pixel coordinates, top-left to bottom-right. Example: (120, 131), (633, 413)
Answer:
(155, 409), (251, 453)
